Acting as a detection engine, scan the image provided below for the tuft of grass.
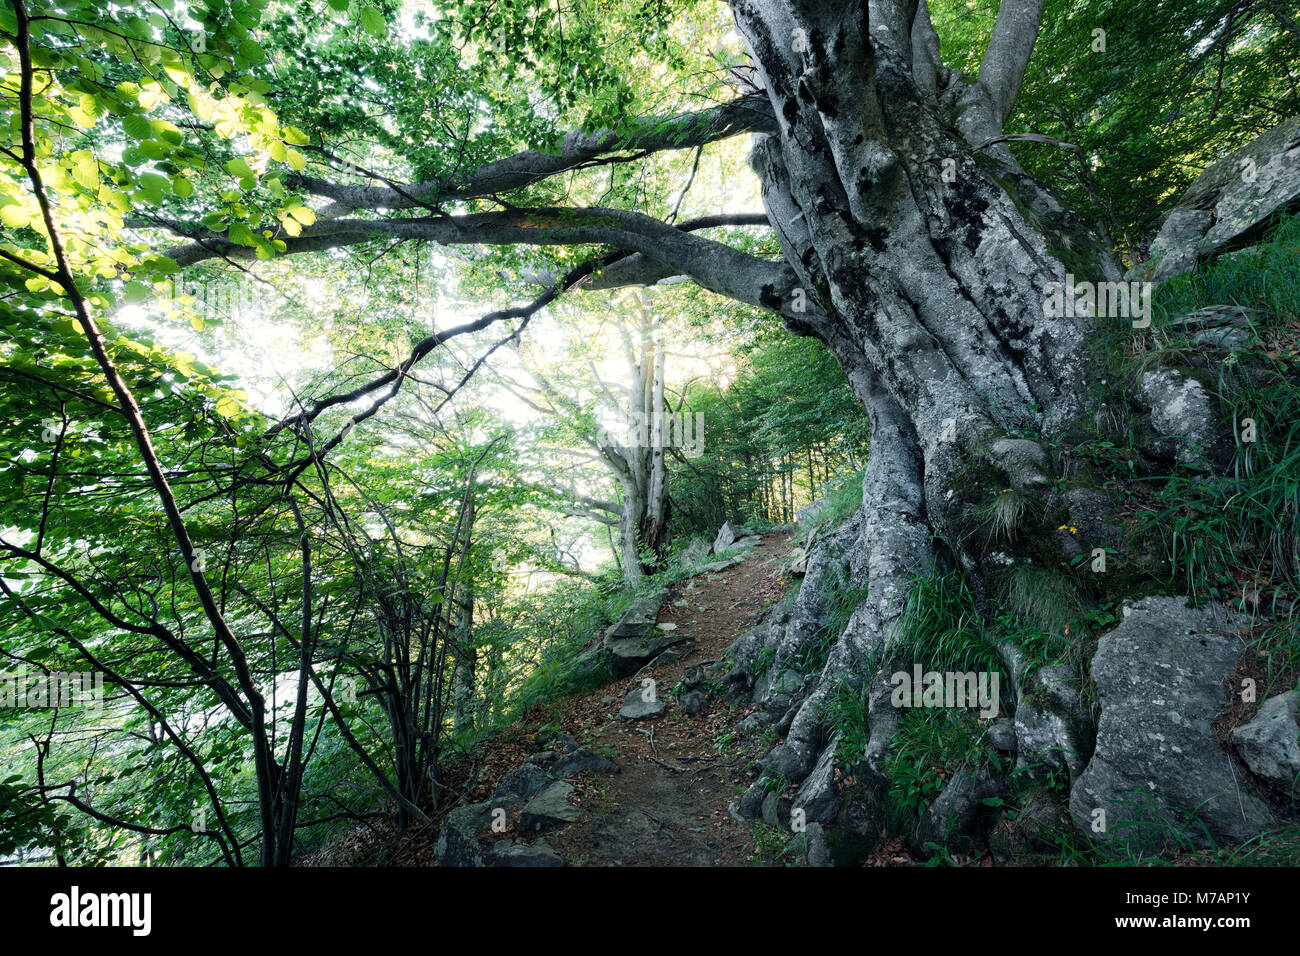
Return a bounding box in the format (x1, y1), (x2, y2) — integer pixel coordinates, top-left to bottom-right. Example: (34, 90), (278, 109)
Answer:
(974, 487), (1035, 542)
(822, 680), (872, 770)
(994, 613), (1073, 683)
(805, 466), (866, 535)
(889, 573), (1008, 692)
(884, 709), (1005, 832)
(998, 564), (1083, 634)
(748, 645), (777, 679)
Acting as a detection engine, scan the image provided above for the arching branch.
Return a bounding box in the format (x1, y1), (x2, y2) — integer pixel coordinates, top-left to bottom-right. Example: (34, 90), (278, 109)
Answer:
(146, 207), (807, 322)
(291, 92), (777, 218)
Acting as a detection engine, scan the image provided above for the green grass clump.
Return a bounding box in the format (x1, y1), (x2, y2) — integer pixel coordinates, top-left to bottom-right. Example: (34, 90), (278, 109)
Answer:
(889, 573), (1007, 686)
(998, 563), (1083, 634)
(805, 466), (866, 534)
(1129, 213), (1300, 678)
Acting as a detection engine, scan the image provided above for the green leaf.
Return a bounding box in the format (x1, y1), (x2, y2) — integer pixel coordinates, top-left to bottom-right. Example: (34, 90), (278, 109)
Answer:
(285, 205), (316, 226)
(0, 205), (30, 229)
(122, 113), (153, 140)
(228, 222), (256, 246)
(123, 280), (152, 303)
(223, 157), (255, 181)
(360, 6), (385, 36)
(140, 254), (180, 275)
(238, 38), (265, 63)
(136, 172), (170, 204)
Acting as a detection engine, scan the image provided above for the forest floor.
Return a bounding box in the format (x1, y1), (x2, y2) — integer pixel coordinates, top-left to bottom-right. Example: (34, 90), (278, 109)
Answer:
(541, 531), (795, 866)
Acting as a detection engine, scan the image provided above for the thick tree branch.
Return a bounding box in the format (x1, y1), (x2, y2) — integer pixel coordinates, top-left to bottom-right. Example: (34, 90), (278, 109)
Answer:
(291, 93), (777, 218)
(151, 207), (807, 322)
(977, 0), (1045, 128)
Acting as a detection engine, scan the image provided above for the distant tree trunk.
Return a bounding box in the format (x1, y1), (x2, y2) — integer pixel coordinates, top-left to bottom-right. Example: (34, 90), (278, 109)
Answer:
(452, 480), (476, 734)
(598, 295), (672, 587)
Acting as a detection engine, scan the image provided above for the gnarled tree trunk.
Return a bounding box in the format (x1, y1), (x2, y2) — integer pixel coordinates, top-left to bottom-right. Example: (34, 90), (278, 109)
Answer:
(729, 0), (1117, 783)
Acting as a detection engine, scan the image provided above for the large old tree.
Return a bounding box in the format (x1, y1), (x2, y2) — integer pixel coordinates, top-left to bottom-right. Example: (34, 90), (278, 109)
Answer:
(158, 0), (1117, 783)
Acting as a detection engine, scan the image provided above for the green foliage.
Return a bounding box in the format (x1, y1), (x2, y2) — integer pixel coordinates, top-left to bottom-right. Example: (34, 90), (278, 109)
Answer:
(670, 326), (868, 535)
(1135, 215), (1300, 680)
(933, 0), (1300, 262)
(748, 646), (777, 679)
(823, 681), (872, 769)
(997, 564), (1083, 634)
(884, 709), (1000, 831)
(890, 573), (1007, 687)
(973, 487), (1035, 543)
(805, 466), (866, 536)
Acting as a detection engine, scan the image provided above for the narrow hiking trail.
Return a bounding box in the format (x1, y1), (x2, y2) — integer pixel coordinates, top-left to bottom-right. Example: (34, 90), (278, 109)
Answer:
(304, 530), (803, 867)
(469, 531), (796, 866)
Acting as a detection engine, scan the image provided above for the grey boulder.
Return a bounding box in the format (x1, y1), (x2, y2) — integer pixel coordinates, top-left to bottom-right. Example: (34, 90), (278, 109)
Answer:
(618, 683), (665, 721)
(1070, 597), (1272, 849)
(1231, 691), (1300, 802)
(712, 521), (736, 553)
(519, 781), (580, 832)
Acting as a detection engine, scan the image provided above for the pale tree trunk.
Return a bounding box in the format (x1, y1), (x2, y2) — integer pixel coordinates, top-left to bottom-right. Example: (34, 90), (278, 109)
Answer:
(729, 0), (1119, 782)
(600, 294), (672, 588)
(513, 293), (673, 590)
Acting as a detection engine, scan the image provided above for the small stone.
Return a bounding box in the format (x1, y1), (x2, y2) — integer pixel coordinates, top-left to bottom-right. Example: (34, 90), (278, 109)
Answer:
(619, 684), (665, 721)
(491, 840), (565, 867)
(680, 689), (709, 715)
(1231, 692), (1300, 799)
(987, 718), (1017, 752)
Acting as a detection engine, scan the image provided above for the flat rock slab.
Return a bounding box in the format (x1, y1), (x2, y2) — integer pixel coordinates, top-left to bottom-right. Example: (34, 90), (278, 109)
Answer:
(1070, 597), (1271, 848)
(619, 684), (665, 721)
(550, 748), (621, 776)
(607, 632), (688, 677)
(520, 781), (580, 832)
(1143, 113), (1300, 282)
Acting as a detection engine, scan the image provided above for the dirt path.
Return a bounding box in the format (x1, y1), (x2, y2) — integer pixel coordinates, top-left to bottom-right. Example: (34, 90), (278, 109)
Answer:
(314, 531), (798, 868)
(544, 532), (794, 866)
